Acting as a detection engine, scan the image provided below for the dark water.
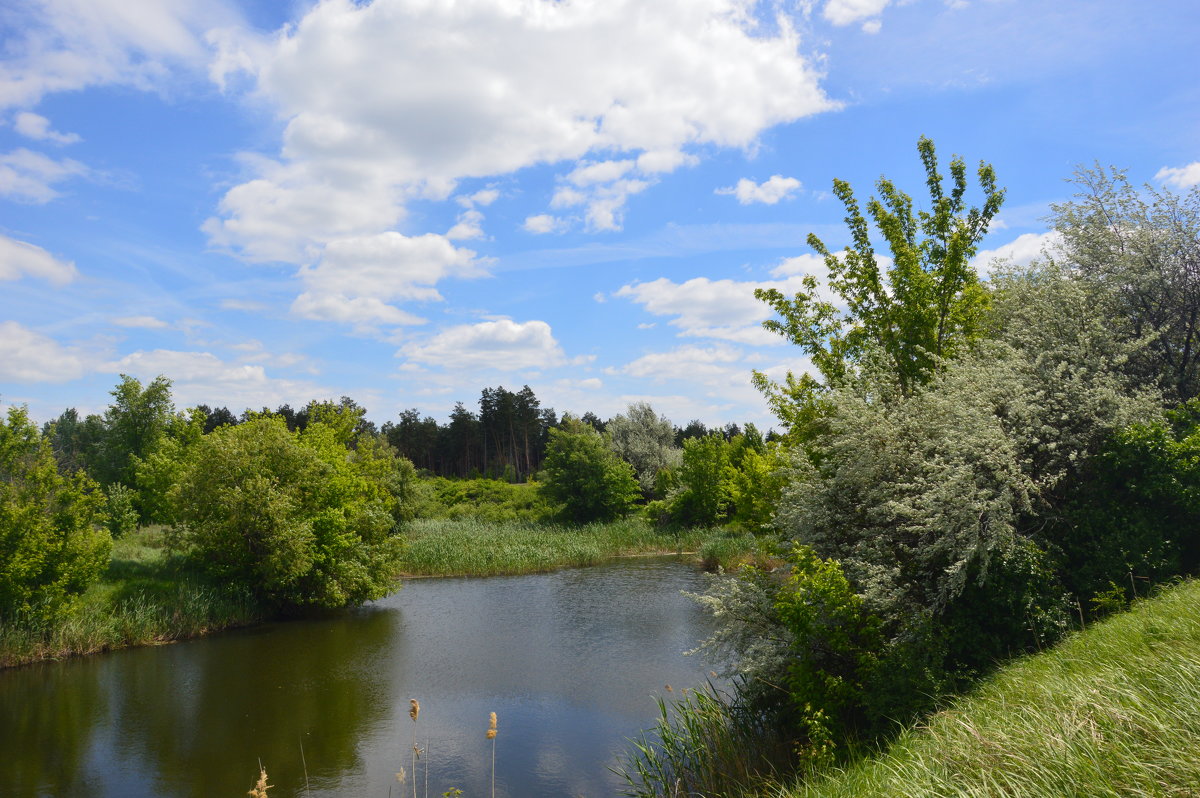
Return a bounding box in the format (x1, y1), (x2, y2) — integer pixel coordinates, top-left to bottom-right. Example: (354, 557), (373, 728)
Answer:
(0, 558), (721, 797)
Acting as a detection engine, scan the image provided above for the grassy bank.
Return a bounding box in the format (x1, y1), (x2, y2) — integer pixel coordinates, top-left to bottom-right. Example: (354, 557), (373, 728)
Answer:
(765, 579), (1200, 798)
(0, 527), (262, 669)
(398, 517), (761, 576)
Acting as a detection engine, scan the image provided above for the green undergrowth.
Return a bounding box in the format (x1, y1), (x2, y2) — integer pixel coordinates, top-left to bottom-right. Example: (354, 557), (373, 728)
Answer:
(768, 578), (1200, 798)
(0, 527), (261, 669)
(399, 517), (760, 576)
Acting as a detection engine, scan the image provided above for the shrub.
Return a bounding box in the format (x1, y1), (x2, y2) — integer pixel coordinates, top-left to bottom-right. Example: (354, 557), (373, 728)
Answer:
(0, 406), (110, 626)
(538, 419), (639, 524)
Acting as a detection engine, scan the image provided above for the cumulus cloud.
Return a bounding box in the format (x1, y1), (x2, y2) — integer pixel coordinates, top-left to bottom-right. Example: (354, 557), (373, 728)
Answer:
(0, 234), (77, 284)
(0, 148), (89, 203)
(104, 348), (330, 411)
(716, 174), (802, 205)
(970, 231), (1062, 275)
(523, 214), (567, 234)
(620, 344), (747, 384)
(616, 264), (836, 345)
(206, 0), (837, 256)
(400, 319), (568, 372)
(291, 231), (485, 327)
(1156, 162), (1200, 189)
(0, 321), (86, 382)
(0, 0), (242, 110)
(13, 112), (81, 145)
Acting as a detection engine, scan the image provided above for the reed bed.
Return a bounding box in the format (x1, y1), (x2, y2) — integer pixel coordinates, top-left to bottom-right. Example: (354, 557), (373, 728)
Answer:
(398, 518), (755, 576)
(770, 579), (1200, 798)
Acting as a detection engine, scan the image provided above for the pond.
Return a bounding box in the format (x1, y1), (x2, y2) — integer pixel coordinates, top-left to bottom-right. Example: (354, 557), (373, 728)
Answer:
(1, 558), (723, 797)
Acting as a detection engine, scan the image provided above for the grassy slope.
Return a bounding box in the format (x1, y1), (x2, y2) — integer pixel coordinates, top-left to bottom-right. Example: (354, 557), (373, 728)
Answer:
(777, 579), (1200, 798)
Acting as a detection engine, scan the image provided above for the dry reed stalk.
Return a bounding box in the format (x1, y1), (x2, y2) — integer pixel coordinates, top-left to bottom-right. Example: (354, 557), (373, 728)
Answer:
(247, 765), (272, 798)
(486, 711), (498, 798)
(409, 699), (421, 798)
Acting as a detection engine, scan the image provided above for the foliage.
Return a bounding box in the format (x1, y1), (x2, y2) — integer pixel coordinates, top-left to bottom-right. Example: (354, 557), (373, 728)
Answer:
(99, 374), (175, 488)
(0, 406), (111, 626)
(1049, 165), (1200, 402)
(606, 402), (681, 495)
(538, 418), (639, 523)
(413, 476), (553, 522)
(754, 137), (1004, 440)
(668, 433), (736, 527)
(171, 412), (414, 609)
(103, 483), (139, 538)
(132, 406), (207, 525)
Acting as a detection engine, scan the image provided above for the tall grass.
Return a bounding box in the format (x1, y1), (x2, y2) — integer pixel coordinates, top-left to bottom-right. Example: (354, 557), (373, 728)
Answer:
(399, 517), (756, 576)
(769, 578), (1200, 798)
(617, 683), (794, 798)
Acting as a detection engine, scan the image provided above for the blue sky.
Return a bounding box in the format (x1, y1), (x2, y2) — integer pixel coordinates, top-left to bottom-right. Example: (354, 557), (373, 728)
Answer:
(2, 0), (1198, 430)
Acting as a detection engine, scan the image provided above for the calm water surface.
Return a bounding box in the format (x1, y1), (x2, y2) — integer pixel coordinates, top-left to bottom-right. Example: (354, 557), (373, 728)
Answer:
(1, 558), (722, 797)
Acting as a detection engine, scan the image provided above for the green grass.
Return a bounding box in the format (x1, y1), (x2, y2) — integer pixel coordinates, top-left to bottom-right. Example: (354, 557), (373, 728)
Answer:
(766, 579), (1200, 798)
(0, 526), (262, 669)
(399, 517), (759, 576)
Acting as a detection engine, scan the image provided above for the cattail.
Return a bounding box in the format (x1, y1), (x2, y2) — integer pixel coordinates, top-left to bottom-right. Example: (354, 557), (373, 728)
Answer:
(409, 699), (420, 723)
(486, 711), (498, 739)
(247, 766), (272, 798)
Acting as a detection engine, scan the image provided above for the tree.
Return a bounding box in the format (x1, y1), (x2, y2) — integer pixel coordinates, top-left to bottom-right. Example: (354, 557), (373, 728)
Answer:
(606, 402), (680, 495)
(754, 137), (1004, 433)
(171, 411), (415, 609)
(539, 418), (639, 523)
(670, 434), (735, 527)
(1, 406), (110, 625)
(1048, 165), (1200, 402)
(100, 374), (175, 487)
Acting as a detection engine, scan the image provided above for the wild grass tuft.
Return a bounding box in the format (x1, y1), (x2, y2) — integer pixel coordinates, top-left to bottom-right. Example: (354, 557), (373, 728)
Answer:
(771, 578), (1200, 798)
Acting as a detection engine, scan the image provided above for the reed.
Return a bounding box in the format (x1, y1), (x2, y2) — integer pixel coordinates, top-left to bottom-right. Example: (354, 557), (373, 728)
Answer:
(486, 711), (498, 798)
(399, 518), (756, 577)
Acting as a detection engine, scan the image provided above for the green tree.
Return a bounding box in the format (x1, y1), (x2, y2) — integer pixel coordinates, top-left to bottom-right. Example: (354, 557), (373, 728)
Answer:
(132, 406), (207, 525)
(171, 411), (414, 609)
(0, 406), (110, 625)
(670, 433), (735, 527)
(100, 374), (175, 488)
(754, 137), (1004, 434)
(539, 418), (639, 523)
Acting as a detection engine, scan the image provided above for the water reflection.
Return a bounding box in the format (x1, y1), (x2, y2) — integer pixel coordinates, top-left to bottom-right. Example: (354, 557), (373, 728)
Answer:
(1, 558), (718, 797)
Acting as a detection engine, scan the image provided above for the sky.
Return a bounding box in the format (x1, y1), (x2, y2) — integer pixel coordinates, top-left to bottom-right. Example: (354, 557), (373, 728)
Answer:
(1, 0), (1198, 431)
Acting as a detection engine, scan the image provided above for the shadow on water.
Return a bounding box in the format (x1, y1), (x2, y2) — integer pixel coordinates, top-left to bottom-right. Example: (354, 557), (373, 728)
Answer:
(1, 558), (719, 798)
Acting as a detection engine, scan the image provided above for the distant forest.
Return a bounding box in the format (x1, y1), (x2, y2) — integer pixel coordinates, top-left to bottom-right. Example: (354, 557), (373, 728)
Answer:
(44, 384), (751, 484)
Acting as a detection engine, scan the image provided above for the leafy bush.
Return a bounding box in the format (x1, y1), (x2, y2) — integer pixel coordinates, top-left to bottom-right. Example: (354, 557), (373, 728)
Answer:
(538, 419), (639, 523)
(415, 476), (552, 522)
(171, 414), (414, 609)
(0, 406), (110, 626)
(104, 483), (139, 538)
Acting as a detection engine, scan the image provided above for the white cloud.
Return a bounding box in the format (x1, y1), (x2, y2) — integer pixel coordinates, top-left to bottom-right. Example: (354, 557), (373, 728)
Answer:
(0, 234), (77, 284)
(219, 298), (267, 312)
(0, 321), (86, 382)
(400, 319), (568, 372)
(447, 209), (485, 240)
(0, 148), (89, 203)
(620, 344), (747, 385)
(823, 0), (893, 26)
(716, 174), (802, 205)
(0, 0), (241, 110)
(1156, 162), (1200, 190)
(523, 214), (566, 234)
(13, 112), (81, 145)
(616, 268), (832, 345)
(970, 231), (1061, 275)
(207, 0), (837, 257)
(104, 348), (330, 411)
(291, 231), (485, 327)
(113, 315), (169, 329)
